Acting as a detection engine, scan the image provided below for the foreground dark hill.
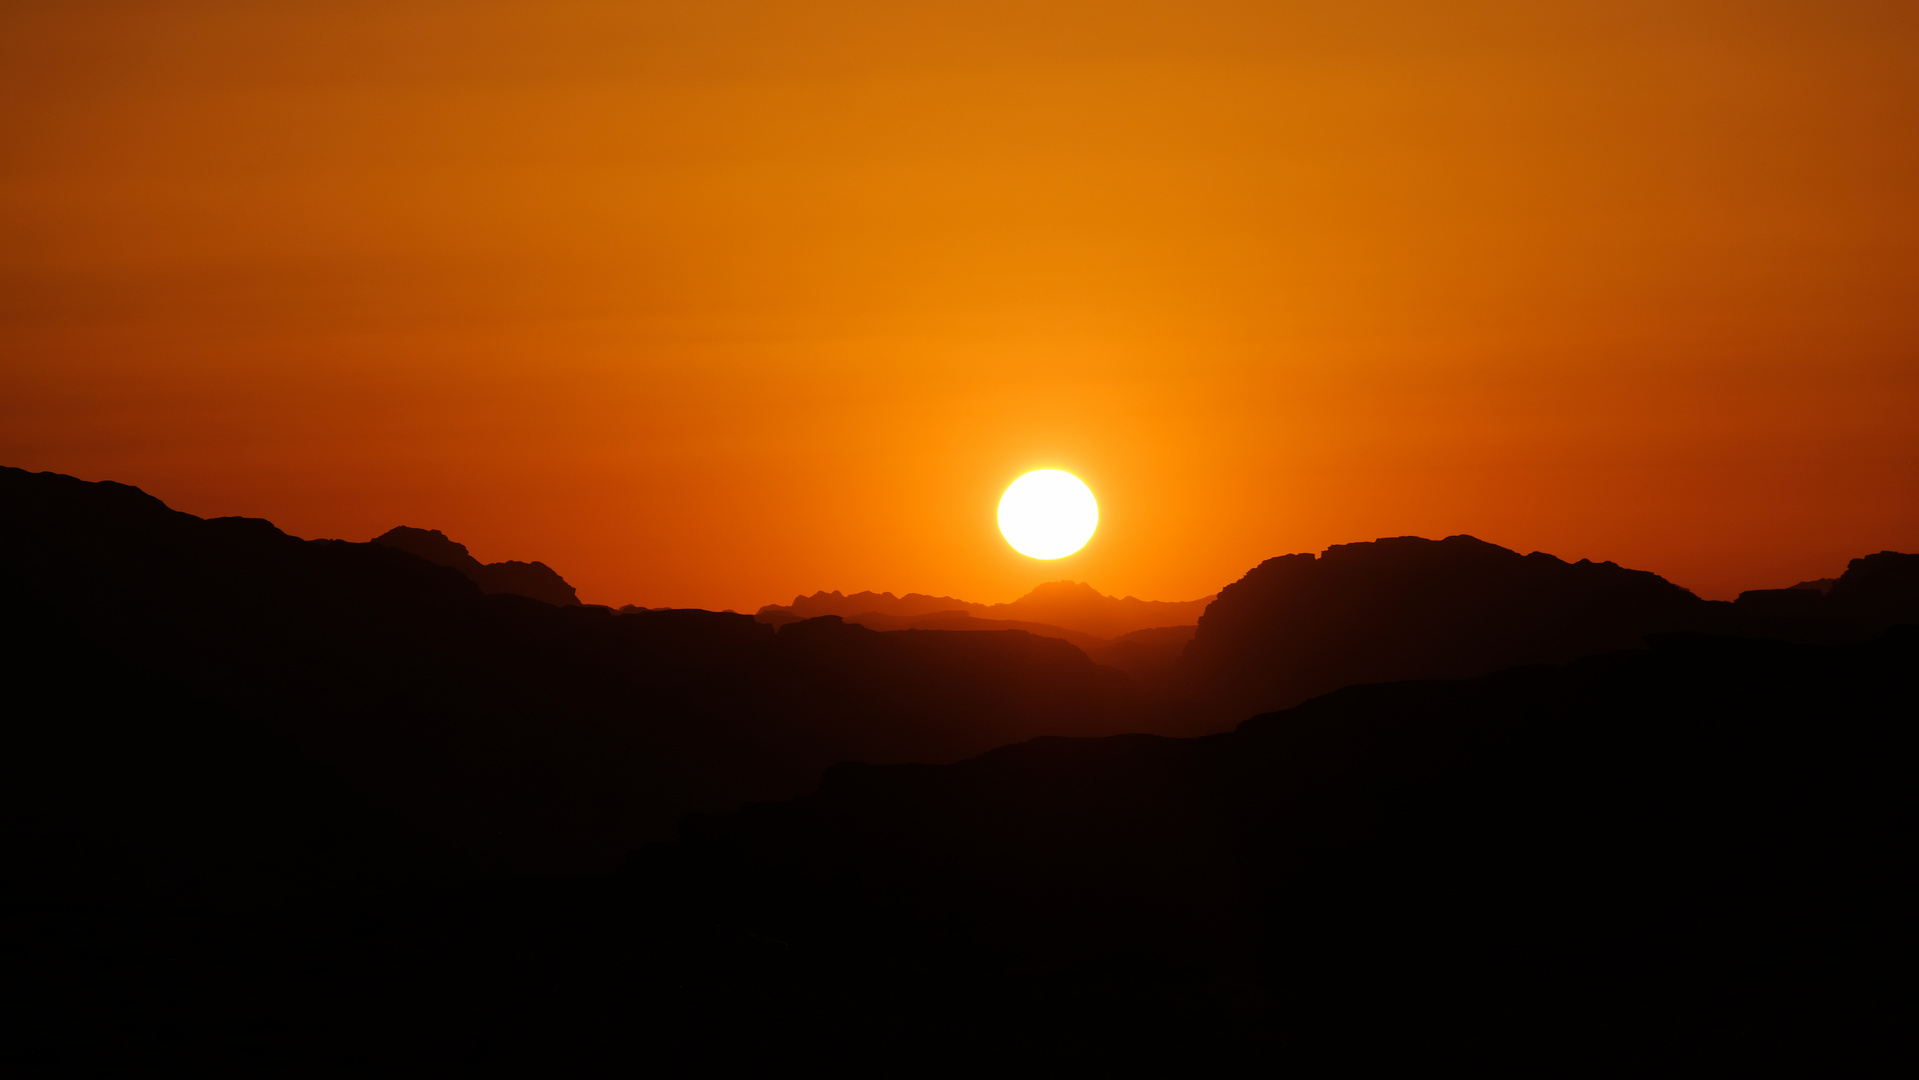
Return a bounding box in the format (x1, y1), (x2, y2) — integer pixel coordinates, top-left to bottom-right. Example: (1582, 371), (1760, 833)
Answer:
(634, 627), (1913, 1068)
(0, 468), (1155, 902)
(15, 628), (1909, 1069)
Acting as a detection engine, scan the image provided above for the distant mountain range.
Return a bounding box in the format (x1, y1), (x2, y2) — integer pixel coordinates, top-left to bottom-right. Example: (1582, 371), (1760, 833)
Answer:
(758, 579), (1214, 640)
(787, 607), (1114, 653)
(769, 535), (1916, 725)
(4, 464), (1913, 1069)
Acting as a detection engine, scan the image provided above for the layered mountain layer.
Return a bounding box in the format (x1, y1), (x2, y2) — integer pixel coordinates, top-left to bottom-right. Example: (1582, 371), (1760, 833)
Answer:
(758, 579), (1214, 640)
(0, 467), (1161, 902)
(5, 465), (1914, 1068)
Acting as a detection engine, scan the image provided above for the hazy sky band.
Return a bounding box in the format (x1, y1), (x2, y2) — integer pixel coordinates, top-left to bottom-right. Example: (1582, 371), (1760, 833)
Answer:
(2, 1), (1915, 607)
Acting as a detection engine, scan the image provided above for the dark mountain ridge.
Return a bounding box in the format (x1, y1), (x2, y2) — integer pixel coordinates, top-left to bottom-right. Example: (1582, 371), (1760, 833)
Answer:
(1185, 533), (1796, 720)
(767, 537), (1909, 727)
(0, 467), (1160, 904)
(372, 524), (581, 607)
(1735, 551), (1919, 625)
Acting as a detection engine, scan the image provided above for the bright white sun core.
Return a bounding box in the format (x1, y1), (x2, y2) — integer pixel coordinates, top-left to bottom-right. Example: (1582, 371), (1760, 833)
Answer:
(998, 470), (1098, 560)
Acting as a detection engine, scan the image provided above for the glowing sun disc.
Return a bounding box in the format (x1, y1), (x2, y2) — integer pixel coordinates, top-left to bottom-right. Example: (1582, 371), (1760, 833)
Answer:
(998, 470), (1098, 559)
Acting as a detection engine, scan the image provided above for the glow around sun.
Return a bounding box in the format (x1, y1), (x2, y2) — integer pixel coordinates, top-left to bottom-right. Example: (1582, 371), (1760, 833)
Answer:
(998, 470), (1098, 559)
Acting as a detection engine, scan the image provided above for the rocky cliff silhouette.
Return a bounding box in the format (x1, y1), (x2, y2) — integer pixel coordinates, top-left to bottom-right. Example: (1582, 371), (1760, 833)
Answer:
(1182, 534), (1725, 720)
(372, 525), (581, 607)
(1735, 551), (1919, 625)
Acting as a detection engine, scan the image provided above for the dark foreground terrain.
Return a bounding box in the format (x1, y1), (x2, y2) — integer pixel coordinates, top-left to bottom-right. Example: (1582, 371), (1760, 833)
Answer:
(9, 628), (1911, 1071)
(3, 467), (1914, 1070)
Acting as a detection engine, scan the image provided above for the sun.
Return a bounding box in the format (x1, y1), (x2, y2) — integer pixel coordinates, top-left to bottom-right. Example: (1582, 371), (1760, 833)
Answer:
(998, 470), (1098, 559)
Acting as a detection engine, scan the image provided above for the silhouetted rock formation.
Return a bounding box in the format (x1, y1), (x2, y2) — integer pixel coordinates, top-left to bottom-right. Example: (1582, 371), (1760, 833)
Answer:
(372, 525), (581, 606)
(1181, 534), (1722, 720)
(1826, 550), (1919, 625)
(0, 468), (1159, 905)
(760, 580), (1212, 640)
(1735, 552), (1919, 627)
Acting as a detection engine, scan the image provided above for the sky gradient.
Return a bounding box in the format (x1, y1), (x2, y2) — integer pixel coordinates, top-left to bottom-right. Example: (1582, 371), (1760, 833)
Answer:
(4, 1), (1916, 610)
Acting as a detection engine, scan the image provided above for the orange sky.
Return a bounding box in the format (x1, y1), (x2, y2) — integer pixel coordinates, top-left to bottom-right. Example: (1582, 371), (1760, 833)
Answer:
(3, 1), (1916, 609)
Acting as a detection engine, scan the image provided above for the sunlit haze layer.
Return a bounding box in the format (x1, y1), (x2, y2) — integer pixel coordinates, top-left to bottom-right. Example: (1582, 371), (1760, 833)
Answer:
(3, 2), (1916, 609)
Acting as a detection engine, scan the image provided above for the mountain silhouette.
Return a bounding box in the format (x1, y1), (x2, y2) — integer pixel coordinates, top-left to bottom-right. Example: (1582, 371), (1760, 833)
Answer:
(1181, 534), (1732, 720)
(760, 580), (1212, 639)
(763, 588), (983, 624)
(6, 464), (1913, 1069)
(773, 539), (1902, 728)
(372, 525), (581, 607)
(991, 580), (1214, 638)
(0, 467), (1161, 904)
(758, 594), (1205, 706)
(1815, 550), (1919, 626)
